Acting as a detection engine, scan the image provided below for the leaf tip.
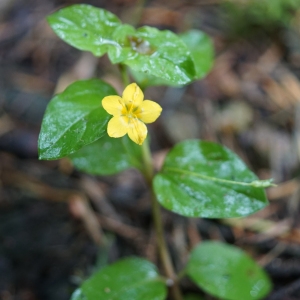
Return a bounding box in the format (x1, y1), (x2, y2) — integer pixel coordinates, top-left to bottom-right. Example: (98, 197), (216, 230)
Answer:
(250, 179), (276, 188)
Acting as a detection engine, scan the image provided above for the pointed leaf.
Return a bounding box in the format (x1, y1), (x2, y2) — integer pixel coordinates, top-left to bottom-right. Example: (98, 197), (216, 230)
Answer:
(153, 140), (269, 218)
(180, 30), (214, 80)
(187, 241), (272, 300)
(47, 4), (121, 56)
(38, 79), (116, 160)
(81, 257), (167, 300)
(69, 135), (143, 175)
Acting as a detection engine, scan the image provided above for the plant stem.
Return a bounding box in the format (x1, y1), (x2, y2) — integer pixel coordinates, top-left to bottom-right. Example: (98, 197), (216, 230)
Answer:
(119, 64), (130, 87)
(119, 60), (182, 299)
(141, 138), (154, 182)
(141, 140), (183, 300)
(151, 191), (183, 300)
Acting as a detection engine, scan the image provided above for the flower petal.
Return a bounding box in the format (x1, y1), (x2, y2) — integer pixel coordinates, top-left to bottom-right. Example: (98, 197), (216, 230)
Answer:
(102, 95), (125, 116)
(122, 83), (144, 111)
(135, 100), (162, 124)
(127, 118), (147, 145)
(107, 116), (128, 138)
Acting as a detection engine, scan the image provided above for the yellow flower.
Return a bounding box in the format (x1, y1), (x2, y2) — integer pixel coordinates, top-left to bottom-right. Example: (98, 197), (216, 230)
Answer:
(102, 83), (162, 145)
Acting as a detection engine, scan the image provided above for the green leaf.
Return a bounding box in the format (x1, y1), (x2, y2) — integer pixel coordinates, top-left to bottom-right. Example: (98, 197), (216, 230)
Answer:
(108, 24), (137, 64)
(129, 29), (214, 88)
(153, 140), (269, 218)
(180, 30), (214, 80)
(108, 26), (196, 85)
(47, 4), (121, 56)
(69, 135), (143, 175)
(129, 68), (181, 88)
(186, 241), (272, 300)
(38, 79), (116, 160)
(81, 257), (167, 300)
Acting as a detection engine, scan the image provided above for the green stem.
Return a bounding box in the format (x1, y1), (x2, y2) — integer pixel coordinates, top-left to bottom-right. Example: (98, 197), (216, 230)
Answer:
(141, 140), (183, 300)
(141, 138), (153, 183)
(119, 64), (130, 87)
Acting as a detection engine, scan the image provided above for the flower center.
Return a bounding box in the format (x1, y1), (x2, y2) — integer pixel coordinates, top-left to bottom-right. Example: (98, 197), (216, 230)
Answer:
(127, 112), (137, 119)
(124, 103), (139, 119)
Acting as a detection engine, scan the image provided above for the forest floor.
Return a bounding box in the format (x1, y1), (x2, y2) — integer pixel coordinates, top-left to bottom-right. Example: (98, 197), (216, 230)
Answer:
(1, 0), (300, 299)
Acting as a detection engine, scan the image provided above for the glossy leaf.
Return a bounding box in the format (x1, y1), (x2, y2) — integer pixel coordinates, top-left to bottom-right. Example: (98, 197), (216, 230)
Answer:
(47, 4), (121, 56)
(129, 68), (180, 89)
(81, 257), (167, 300)
(108, 24), (136, 64)
(180, 30), (214, 80)
(153, 140), (268, 218)
(69, 134), (143, 175)
(187, 241), (272, 300)
(38, 79), (116, 160)
(129, 29), (214, 87)
(108, 26), (196, 85)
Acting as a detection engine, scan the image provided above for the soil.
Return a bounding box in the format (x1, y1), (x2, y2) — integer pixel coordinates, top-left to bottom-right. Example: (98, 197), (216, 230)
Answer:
(1, 0), (300, 299)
